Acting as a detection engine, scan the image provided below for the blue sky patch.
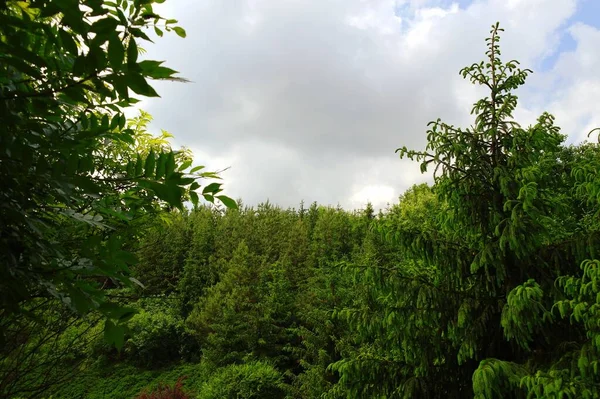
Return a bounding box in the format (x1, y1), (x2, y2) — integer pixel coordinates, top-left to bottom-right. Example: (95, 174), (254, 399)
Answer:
(539, 0), (599, 71)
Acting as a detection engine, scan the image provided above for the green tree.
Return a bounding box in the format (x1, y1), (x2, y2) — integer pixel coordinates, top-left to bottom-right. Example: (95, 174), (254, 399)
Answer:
(0, 0), (236, 343)
(177, 207), (220, 316)
(332, 23), (600, 398)
(187, 241), (296, 368)
(134, 211), (192, 295)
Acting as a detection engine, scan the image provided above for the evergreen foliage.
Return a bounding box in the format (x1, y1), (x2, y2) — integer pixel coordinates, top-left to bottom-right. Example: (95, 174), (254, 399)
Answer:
(3, 9), (600, 399)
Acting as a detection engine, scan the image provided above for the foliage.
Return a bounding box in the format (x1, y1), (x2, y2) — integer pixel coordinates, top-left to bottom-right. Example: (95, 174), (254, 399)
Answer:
(331, 22), (600, 398)
(0, 0), (236, 395)
(46, 363), (210, 399)
(196, 361), (289, 399)
(134, 212), (193, 295)
(124, 298), (197, 367)
(186, 240), (297, 368)
(0, 0), (236, 337)
(5, 18), (600, 399)
(0, 300), (101, 398)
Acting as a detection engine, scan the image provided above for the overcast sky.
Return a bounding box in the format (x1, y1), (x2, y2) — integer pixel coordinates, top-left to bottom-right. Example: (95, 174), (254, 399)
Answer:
(136, 0), (600, 210)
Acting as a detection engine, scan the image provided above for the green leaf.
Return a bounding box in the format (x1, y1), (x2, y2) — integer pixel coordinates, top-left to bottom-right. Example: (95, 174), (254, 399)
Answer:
(216, 195), (238, 209)
(189, 190), (199, 206)
(108, 35), (125, 70)
(126, 161), (135, 177)
(144, 150), (156, 177)
(130, 27), (152, 42)
(138, 180), (182, 207)
(110, 113), (121, 130)
(177, 177), (195, 185)
(66, 286), (92, 314)
(178, 159), (192, 171)
(101, 114), (110, 129)
(118, 309), (137, 323)
(72, 54), (92, 76)
(63, 86), (88, 103)
(173, 26), (186, 38)
(104, 320), (125, 351)
(99, 303), (136, 320)
(202, 182), (222, 195)
(2, 56), (43, 79)
(165, 151), (176, 177)
(111, 73), (129, 99)
(135, 153), (143, 176)
(127, 38), (138, 67)
(59, 29), (78, 55)
(155, 152), (166, 180)
(90, 17), (119, 35)
(127, 73), (159, 97)
(190, 165), (205, 173)
(138, 60), (178, 79)
(66, 153), (79, 175)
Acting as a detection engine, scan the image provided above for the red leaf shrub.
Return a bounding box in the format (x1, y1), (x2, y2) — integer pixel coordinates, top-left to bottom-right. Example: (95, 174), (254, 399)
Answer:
(136, 377), (190, 399)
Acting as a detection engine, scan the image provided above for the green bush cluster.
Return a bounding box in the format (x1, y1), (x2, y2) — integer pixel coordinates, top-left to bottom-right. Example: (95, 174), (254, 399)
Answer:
(125, 299), (198, 367)
(197, 361), (289, 399)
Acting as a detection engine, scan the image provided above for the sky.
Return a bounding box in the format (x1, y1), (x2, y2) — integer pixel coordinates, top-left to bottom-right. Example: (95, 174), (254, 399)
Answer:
(136, 0), (600, 210)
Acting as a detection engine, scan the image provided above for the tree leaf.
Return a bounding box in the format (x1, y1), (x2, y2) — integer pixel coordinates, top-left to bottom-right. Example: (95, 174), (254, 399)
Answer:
(59, 29), (78, 55)
(90, 17), (119, 35)
(135, 153), (143, 176)
(104, 320), (125, 351)
(165, 151), (176, 177)
(138, 60), (178, 79)
(189, 190), (199, 206)
(173, 26), (186, 38)
(216, 195), (238, 209)
(127, 38), (138, 67)
(202, 182), (222, 195)
(144, 150), (156, 177)
(155, 152), (166, 180)
(108, 34), (125, 70)
(127, 73), (159, 97)
(177, 159), (192, 171)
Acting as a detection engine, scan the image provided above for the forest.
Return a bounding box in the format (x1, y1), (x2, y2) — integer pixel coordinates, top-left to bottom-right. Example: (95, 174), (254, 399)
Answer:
(1, 0), (600, 398)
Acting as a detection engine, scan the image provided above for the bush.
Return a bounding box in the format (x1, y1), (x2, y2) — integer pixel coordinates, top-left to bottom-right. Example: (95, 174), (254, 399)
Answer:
(136, 377), (191, 399)
(124, 298), (198, 367)
(197, 361), (289, 399)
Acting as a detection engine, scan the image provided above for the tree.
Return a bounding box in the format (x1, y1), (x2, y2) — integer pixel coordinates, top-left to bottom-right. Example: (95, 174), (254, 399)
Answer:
(332, 23), (600, 397)
(186, 241), (297, 368)
(0, 0), (236, 351)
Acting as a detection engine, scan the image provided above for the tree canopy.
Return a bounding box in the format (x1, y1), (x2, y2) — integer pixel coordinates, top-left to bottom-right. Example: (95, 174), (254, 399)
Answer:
(0, 0), (236, 350)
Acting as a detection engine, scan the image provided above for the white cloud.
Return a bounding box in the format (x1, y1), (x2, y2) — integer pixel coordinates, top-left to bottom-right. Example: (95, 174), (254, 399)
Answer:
(350, 184), (396, 209)
(518, 22), (600, 143)
(138, 0), (595, 209)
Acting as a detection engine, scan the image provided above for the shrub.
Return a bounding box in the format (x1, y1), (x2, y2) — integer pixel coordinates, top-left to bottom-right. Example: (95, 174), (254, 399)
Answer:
(124, 298), (199, 367)
(197, 361), (289, 399)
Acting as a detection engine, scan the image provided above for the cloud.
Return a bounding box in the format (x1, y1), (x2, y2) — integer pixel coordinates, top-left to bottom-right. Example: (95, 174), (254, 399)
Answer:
(541, 23), (600, 142)
(138, 0), (596, 209)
